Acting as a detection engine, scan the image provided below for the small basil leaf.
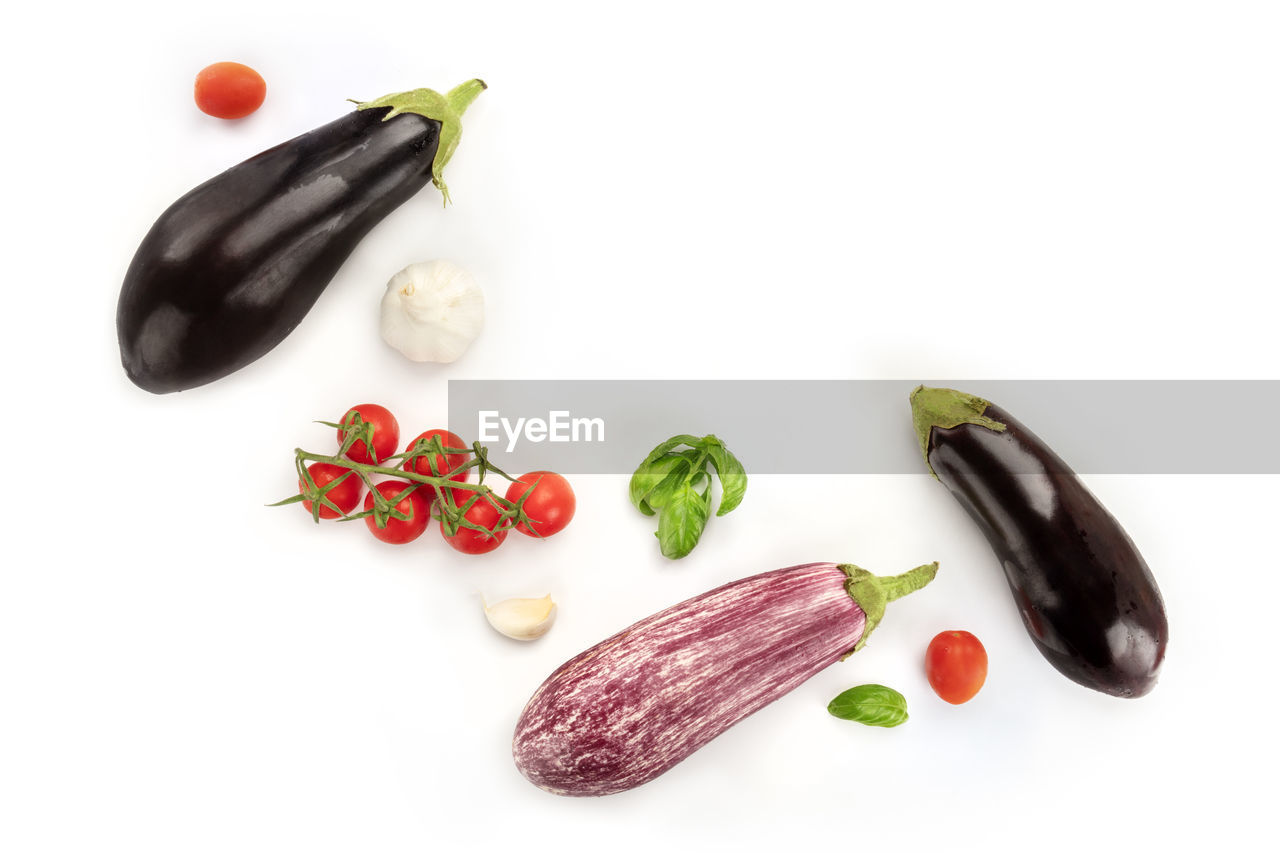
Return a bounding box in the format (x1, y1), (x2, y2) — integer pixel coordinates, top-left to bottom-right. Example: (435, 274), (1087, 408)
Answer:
(657, 481), (710, 559)
(641, 435), (702, 466)
(827, 684), (909, 728)
(629, 453), (685, 512)
(629, 463), (658, 511)
(705, 441), (747, 516)
(645, 457), (693, 511)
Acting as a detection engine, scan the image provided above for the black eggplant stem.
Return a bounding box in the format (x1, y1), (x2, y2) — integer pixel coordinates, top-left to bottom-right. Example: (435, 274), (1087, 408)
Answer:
(909, 385), (1007, 478)
(354, 78), (487, 205)
(445, 79), (487, 110)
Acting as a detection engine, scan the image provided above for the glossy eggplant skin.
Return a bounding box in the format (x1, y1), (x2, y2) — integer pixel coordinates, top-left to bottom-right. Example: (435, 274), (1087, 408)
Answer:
(117, 107), (440, 393)
(925, 402), (1168, 698)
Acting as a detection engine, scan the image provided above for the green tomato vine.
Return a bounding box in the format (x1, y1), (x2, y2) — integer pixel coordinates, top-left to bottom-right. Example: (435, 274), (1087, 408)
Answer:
(272, 413), (545, 540)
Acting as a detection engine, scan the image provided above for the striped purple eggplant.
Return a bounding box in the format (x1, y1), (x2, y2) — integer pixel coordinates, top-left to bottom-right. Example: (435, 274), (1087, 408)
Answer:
(512, 560), (937, 796)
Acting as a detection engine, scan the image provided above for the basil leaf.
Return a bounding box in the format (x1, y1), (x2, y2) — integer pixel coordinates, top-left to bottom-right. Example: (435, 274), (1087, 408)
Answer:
(827, 684), (909, 728)
(629, 453), (686, 515)
(641, 434), (701, 466)
(705, 439), (747, 516)
(644, 457), (693, 512)
(657, 481), (710, 559)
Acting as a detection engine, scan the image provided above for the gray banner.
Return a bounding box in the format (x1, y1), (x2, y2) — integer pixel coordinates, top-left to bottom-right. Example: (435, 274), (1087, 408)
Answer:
(447, 380), (1279, 475)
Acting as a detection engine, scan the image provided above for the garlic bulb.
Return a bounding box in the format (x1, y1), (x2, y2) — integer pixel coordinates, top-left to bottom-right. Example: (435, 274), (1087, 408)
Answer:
(483, 594), (557, 642)
(380, 260), (484, 363)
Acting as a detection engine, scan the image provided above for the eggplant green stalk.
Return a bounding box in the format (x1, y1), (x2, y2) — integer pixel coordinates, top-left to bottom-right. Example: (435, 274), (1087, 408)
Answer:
(839, 561), (939, 655)
(355, 78), (487, 205)
(908, 385), (1007, 479)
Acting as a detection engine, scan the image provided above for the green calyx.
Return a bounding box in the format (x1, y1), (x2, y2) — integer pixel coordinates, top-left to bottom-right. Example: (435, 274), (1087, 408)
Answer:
(354, 78), (487, 206)
(908, 385), (1007, 479)
(839, 562), (938, 658)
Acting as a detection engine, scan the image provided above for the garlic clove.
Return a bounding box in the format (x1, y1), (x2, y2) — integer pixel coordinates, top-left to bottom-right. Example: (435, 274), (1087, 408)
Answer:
(482, 594), (557, 642)
(380, 259), (484, 363)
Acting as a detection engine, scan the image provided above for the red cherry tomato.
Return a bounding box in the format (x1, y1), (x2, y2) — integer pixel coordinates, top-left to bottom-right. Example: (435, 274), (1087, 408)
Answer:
(925, 630), (989, 704)
(403, 429), (470, 501)
(193, 61), (266, 119)
(363, 481), (431, 545)
(338, 404), (400, 465)
(299, 463), (363, 520)
(505, 471), (576, 537)
(441, 492), (509, 555)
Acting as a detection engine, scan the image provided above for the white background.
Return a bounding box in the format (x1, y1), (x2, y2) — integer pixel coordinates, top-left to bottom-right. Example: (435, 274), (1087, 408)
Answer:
(2, 1), (1277, 850)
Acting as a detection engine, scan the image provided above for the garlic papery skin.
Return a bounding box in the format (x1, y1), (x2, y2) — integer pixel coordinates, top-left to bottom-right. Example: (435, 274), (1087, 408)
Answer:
(483, 594), (558, 642)
(380, 260), (484, 363)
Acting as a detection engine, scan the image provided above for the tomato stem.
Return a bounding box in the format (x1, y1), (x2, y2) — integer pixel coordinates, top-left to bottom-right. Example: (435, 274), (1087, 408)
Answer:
(284, 431), (538, 536)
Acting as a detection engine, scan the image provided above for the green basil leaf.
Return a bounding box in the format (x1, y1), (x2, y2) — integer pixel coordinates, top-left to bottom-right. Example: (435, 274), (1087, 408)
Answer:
(657, 481), (710, 559)
(629, 452), (686, 514)
(629, 450), (670, 512)
(641, 434), (702, 466)
(827, 684), (909, 728)
(705, 440), (747, 516)
(644, 457), (693, 512)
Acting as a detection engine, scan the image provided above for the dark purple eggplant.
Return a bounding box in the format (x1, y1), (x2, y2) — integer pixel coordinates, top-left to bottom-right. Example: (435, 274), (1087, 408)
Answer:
(910, 386), (1168, 698)
(117, 80), (485, 394)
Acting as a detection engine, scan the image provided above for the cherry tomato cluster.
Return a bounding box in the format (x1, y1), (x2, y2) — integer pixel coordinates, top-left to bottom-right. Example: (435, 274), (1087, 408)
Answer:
(287, 403), (576, 555)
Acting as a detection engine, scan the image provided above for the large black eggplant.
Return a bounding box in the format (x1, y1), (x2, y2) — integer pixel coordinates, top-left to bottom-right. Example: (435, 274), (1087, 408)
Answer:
(117, 80), (485, 394)
(910, 386), (1168, 698)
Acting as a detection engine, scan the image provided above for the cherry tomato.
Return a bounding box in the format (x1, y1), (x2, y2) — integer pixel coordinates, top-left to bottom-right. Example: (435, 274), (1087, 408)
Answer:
(402, 429), (470, 501)
(441, 492), (509, 555)
(299, 463), (363, 520)
(363, 481), (431, 545)
(338, 404), (400, 465)
(505, 471), (576, 537)
(925, 630), (989, 704)
(193, 61), (266, 119)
